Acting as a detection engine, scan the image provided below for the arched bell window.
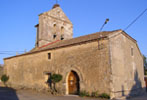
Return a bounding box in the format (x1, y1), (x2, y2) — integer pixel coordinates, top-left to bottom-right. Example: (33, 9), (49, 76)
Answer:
(61, 35), (64, 40)
(61, 26), (64, 34)
(53, 24), (57, 39)
(60, 26), (64, 40)
(53, 34), (57, 39)
(53, 24), (57, 30)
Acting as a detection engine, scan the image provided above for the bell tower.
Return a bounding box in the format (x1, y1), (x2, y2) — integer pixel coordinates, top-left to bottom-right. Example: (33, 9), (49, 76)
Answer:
(35, 4), (73, 47)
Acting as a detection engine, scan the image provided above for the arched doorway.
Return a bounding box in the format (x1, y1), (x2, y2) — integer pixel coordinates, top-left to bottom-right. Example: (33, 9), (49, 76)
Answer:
(68, 71), (80, 95)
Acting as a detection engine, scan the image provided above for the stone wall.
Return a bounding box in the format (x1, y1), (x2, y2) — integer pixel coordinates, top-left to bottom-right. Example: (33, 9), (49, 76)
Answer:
(4, 39), (111, 94)
(0, 66), (3, 77)
(109, 32), (145, 99)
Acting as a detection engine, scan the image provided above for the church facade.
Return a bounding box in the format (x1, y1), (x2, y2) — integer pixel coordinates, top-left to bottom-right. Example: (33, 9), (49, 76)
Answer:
(4, 4), (145, 99)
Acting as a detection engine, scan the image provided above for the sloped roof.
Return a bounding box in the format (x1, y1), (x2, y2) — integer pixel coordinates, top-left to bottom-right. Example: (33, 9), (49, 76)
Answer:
(36, 29), (121, 52)
(4, 29), (124, 60)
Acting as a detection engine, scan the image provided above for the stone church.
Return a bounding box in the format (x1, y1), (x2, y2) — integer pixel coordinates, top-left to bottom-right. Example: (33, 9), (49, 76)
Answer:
(4, 4), (145, 99)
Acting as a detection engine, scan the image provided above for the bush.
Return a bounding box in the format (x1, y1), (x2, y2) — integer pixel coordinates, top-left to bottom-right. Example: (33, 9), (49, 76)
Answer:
(145, 70), (147, 75)
(50, 74), (62, 93)
(79, 90), (90, 97)
(91, 91), (99, 97)
(1, 74), (9, 86)
(99, 93), (110, 99)
(50, 74), (62, 83)
(79, 91), (110, 99)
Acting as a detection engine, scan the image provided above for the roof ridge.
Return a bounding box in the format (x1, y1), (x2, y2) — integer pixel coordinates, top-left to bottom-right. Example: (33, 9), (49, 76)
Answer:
(73, 29), (121, 39)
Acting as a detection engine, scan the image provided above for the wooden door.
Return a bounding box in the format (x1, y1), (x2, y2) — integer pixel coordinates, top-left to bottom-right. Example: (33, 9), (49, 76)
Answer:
(68, 71), (79, 94)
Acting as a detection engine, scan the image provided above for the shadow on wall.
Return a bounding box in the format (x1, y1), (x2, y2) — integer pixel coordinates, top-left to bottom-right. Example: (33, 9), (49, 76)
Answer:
(125, 70), (146, 99)
(0, 87), (19, 100)
(145, 76), (147, 92)
(46, 73), (52, 90)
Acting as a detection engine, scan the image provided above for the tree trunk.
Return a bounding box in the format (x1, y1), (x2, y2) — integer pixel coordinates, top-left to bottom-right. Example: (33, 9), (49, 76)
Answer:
(53, 83), (57, 92)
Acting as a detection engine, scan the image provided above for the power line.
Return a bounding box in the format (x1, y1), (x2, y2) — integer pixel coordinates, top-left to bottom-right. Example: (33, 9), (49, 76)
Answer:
(0, 51), (24, 52)
(0, 53), (15, 55)
(0, 50), (26, 56)
(124, 8), (147, 31)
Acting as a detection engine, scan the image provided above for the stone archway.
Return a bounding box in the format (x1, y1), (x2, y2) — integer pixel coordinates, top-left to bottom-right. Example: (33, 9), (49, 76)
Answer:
(66, 70), (80, 95)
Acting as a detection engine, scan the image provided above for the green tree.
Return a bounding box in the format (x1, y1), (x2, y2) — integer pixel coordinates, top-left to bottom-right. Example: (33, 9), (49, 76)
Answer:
(144, 55), (147, 75)
(50, 74), (62, 93)
(1, 74), (9, 86)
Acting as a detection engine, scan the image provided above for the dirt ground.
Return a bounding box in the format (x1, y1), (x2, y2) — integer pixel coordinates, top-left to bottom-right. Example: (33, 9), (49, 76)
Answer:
(0, 87), (107, 100)
(0, 86), (147, 100)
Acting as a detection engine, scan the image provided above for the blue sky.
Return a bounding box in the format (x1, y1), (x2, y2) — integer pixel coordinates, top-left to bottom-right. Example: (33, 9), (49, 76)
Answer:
(0, 0), (147, 64)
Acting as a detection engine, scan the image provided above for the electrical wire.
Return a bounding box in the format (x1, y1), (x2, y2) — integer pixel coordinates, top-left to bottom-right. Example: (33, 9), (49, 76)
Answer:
(124, 8), (147, 31)
(0, 53), (15, 55)
(0, 51), (24, 52)
(0, 51), (25, 55)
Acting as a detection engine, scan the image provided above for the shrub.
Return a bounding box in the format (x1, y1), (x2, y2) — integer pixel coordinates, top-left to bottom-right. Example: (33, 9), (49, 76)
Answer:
(50, 74), (62, 83)
(145, 70), (147, 75)
(1, 74), (9, 86)
(91, 91), (99, 97)
(79, 90), (90, 97)
(50, 74), (62, 92)
(99, 93), (110, 99)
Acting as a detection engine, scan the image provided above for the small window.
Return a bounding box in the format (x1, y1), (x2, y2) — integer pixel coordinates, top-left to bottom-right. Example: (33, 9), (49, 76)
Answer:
(131, 47), (134, 56)
(48, 53), (51, 59)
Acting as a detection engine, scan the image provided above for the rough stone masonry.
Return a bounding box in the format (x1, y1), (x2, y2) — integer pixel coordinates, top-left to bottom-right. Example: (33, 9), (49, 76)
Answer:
(3, 4), (146, 99)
